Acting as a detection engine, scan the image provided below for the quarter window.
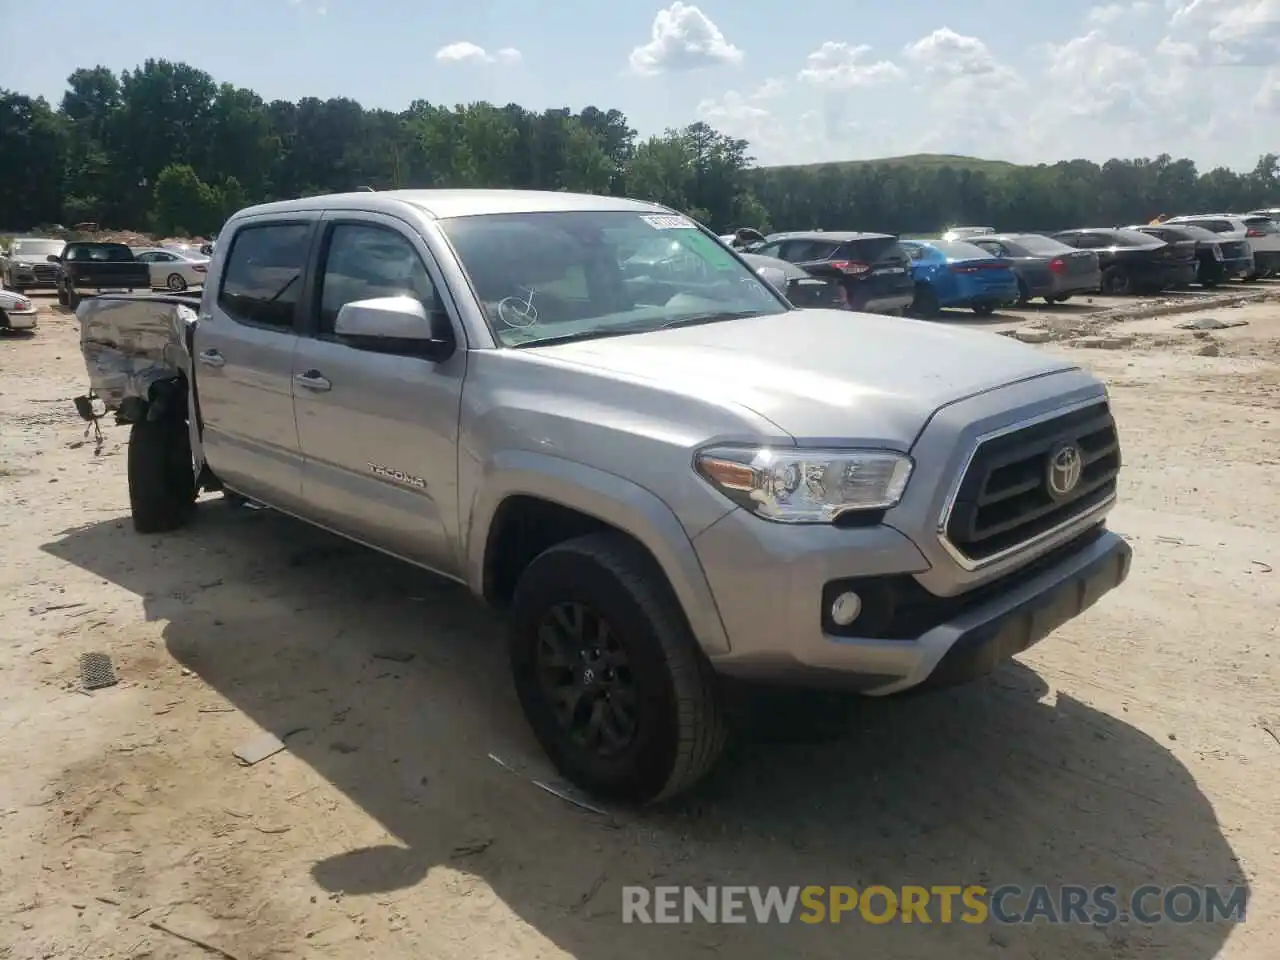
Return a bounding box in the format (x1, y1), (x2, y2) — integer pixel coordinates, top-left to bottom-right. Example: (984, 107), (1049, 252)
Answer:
(317, 224), (437, 336)
(217, 223), (312, 329)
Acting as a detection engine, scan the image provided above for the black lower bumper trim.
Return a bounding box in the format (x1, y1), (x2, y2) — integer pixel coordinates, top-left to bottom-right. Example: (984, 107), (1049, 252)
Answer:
(919, 535), (1132, 690)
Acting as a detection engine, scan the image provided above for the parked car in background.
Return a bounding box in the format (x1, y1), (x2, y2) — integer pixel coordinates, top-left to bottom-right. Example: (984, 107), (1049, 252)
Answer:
(133, 247), (210, 291)
(751, 231), (914, 314)
(1051, 228), (1191, 295)
(969, 233), (1101, 304)
(0, 288), (38, 332)
(1, 237), (64, 291)
(941, 226), (995, 242)
(739, 252), (845, 308)
(1128, 223), (1250, 287)
(898, 239), (1020, 316)
(51, 241), (152, 308)
(1165, 214), (1280, 280)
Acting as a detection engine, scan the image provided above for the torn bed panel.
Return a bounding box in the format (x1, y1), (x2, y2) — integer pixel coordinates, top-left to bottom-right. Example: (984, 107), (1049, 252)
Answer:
(78, 295), (198, 410)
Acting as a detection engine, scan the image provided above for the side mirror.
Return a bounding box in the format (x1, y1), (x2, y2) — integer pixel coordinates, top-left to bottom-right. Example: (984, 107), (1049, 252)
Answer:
(47, 254), (62, 263)
(333, 295), (455, 360)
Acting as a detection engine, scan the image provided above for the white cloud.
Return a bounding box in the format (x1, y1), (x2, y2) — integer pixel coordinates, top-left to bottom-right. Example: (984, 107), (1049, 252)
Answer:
(1042, 32), (1154, 121)
(903, 27), (1016, 82)
(1087, 2), (1154, 25)
(1256, 67), (1280, 110)
(629, 2), (743, 75)
(435, 42), (522, 65)
(797, 42), (904, 88)
(1165, 0), (1280, 66)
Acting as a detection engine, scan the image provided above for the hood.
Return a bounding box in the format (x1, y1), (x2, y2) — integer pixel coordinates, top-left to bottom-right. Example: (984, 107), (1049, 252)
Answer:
(533, 309), (1077, 445)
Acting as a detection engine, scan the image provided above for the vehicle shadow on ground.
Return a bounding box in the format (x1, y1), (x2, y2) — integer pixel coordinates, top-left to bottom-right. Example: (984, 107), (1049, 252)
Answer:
(44, 503), (1247, 960)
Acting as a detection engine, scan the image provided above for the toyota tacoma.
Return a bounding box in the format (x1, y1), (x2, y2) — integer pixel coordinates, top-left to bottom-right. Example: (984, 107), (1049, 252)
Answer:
(74, 190), (1131, 803)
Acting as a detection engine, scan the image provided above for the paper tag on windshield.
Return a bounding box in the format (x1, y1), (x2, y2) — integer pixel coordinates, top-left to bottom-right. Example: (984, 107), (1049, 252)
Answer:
(642, 214), (695, 230)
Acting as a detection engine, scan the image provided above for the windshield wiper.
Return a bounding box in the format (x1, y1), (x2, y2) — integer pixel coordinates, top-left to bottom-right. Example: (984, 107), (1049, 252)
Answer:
(660, 310), (767, 329)
(510, 326), (652, 349)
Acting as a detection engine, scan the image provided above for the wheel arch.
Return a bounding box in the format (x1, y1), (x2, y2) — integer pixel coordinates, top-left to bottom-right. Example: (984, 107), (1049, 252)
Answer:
(467, 452), (731, 656)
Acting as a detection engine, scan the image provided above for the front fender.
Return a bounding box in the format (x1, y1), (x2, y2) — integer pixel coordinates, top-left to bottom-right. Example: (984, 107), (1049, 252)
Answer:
(465, 450), (731, 656)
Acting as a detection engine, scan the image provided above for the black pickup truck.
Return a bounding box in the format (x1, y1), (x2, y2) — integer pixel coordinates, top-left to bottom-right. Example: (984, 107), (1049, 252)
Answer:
(51, 242), (153, 308)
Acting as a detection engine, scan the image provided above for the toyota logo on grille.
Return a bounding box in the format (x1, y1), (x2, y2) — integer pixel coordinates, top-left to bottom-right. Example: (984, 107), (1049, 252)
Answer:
(1047, 442), (1084, 499)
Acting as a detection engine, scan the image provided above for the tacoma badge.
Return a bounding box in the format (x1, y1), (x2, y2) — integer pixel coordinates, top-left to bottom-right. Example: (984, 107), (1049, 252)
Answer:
(367, 462), (427, 489)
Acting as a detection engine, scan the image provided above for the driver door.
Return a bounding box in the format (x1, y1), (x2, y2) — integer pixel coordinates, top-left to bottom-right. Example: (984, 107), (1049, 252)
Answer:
(292, 213), (467, 574)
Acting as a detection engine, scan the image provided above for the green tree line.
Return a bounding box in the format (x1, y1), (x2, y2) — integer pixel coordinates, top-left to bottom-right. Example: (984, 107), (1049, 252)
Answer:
(2, 59), (1277, 239)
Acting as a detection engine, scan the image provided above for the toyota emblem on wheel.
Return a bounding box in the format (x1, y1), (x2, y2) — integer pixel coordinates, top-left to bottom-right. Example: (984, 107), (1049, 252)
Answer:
(1047, 442), (1084, 498)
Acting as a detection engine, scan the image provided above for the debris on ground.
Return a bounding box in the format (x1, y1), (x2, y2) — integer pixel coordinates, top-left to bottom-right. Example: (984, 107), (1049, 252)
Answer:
(1195, 343), (1221, 356)
(1175, 316), (1249, 330)
(1073, 335), (1134, 350)
(79, 652), (118, 691)
(232, 727), (306, 766)
(1013, 327), (1053, 343)
(372, 650), (415, 663)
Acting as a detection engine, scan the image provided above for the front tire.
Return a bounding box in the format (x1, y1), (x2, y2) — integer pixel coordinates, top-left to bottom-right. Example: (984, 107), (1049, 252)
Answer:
(127, 416), (196, 533)
(508, 532), (727, 804)
(909, 284), (940, 318)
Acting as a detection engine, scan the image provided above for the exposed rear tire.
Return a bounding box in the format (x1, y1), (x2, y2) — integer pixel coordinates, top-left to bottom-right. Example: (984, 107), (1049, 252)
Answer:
(128, 416), (196, 533)
(1044, 295), (1071, 304)
(508, 532), (727, 804)
(166, 273), (187, 292)
(971, 301), (997, 316)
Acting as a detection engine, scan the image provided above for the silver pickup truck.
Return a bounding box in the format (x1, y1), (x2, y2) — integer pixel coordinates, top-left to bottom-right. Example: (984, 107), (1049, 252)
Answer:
(75, 190), (1131, 803)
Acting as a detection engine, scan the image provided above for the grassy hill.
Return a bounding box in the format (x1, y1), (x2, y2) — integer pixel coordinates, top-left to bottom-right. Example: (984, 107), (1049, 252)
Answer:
(760, 153), (1021, 176)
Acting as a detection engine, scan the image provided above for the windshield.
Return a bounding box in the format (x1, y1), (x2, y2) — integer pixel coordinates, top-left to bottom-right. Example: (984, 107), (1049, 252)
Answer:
(10, 239), (63, 259)
(933, 240), (996, 259)
(439, 210), (789, 347)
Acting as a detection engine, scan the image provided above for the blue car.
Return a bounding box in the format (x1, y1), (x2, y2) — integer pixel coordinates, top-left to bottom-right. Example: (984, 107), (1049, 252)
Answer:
(899, 239), (1021, 317)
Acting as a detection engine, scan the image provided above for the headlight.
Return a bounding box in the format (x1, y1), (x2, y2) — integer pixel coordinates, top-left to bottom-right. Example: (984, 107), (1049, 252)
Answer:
(16, 261), (31, 269)
(695, 446), (913, 523)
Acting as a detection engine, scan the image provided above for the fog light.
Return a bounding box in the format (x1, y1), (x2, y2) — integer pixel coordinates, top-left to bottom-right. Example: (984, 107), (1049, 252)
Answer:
(830, 591), (863, 627)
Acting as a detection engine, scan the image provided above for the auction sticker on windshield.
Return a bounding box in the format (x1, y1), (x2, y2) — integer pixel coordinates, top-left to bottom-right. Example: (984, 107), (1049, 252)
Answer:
(642, 214), (696, 230)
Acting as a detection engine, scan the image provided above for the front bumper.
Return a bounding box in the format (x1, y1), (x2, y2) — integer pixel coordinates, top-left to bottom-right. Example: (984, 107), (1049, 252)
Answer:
(6, 267), (57, 288)
(695, 509), (1130, 694)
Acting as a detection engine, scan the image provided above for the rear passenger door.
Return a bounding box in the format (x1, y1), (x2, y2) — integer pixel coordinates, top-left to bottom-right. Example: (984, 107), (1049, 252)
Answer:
(291, 213), (466, 574)
(196, 217), (316, 511)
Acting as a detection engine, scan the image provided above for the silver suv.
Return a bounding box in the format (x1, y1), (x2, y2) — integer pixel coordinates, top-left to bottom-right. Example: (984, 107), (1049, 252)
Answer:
(77, 190), (1132, 803)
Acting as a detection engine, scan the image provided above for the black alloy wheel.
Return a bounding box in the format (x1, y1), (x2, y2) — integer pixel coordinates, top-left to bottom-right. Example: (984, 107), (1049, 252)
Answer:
(534, 601), (638, 757)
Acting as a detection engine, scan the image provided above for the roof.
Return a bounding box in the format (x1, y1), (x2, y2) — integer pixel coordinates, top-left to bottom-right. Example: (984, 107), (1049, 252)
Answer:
(233, 189), (668, 221)
(763, 231), (895, 242)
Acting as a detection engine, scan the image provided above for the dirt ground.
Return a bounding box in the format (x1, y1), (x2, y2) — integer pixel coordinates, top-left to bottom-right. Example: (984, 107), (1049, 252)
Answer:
(1, 290), (1277, 960)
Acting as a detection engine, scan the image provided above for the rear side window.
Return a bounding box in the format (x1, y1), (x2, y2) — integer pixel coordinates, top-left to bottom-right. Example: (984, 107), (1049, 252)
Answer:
(1186, 219), (1234, 233)
(218, 223), (312, 329)
(1243, 217), (1279, 233)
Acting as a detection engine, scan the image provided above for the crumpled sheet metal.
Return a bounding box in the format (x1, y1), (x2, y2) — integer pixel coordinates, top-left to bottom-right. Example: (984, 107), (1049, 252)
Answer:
(79, 296), (196, 410)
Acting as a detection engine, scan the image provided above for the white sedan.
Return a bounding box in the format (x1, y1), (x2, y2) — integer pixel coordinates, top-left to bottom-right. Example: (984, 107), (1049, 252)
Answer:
(133, 247), (210, 292)
(0, 288), (38, 332)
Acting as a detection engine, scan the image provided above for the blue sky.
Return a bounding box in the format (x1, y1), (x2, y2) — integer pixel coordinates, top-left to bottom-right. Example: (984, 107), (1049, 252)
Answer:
(6, 0), (1280, 170)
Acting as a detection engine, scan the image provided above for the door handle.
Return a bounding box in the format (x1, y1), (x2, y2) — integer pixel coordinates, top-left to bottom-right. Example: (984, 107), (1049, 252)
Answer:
(294, 371), (332, 392)
(198, 349), (225, 368)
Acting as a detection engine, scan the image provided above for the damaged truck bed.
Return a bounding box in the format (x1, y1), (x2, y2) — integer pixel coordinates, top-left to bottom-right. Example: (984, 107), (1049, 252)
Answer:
(75, 293), (208, 480)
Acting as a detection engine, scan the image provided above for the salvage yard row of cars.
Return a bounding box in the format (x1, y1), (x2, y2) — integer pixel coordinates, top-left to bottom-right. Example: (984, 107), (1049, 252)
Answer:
(722, 208), (1280, 316)
(0, 237), (212, 303)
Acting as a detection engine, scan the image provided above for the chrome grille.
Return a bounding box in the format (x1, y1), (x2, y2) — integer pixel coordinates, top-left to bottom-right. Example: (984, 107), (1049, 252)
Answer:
(942, 401), (1120, 564)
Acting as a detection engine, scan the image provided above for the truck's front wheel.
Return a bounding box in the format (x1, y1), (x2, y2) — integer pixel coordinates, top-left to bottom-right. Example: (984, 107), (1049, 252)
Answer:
(508, 532), (727, 804)
(127, 417), (196, 533)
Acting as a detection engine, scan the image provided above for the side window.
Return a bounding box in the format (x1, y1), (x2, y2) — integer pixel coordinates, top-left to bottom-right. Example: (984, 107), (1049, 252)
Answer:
(754, 241), (784, 258)
(972, 240), (1008, 257)
(318, 223), (436, 336)
(136, 252), (156, 262)
(1054, 234), (1078, 247)
(1073, 234), (1103, 249)
(218, 223), (312, 329)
